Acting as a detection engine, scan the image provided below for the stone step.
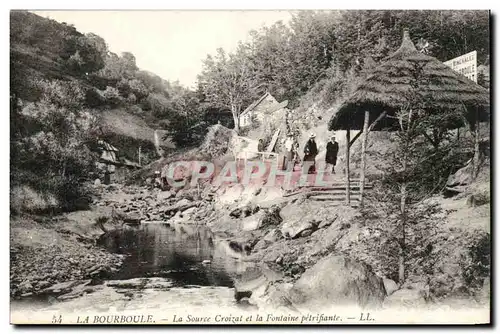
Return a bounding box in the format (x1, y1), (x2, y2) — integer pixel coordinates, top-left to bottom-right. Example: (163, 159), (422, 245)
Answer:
(302, 184), (373, 189)
(283, 186), (370, 198)
(305, 190), (360, 197)
(310, 195), (360, 202)
(307, 200), (360, 207)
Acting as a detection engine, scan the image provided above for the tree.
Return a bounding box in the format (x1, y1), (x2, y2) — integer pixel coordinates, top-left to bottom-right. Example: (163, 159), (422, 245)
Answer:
(198, 47), (258, 133)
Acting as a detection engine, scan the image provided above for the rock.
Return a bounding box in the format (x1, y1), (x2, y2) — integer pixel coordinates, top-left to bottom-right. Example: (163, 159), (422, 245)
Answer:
(288, 254), (386, 309)
(299, 229), (314, 238)
(157, 191), (173, 201)
(41, 280), (90, 295)
(261, 283), (297, 311)
(213, 240), (251, 259)
(229, 207), (243, 218)
(280, 204), (320, 239)
(162, 199), (198, 215)
(281, 219), (317, 239)
(107, 278), (148, 289)
(241, 211), (267, 231)
(384, 288), (427, 308)
(86, 264), (101, 274)
(264, 229), (282, 242)
(287, 263), (305, 277)
(447, 161), (473, 188)
(383, 277), (398, 296)
(57, 293), (81, 302)
(318, 214), (338, 229)
(235, 275), (268, 295)
(123, 213), (142, 226)
(202, 260), (211, 265)
(35, 280), (51, 289)
(253, 239), (268, 251)
(182, 207), (196, 216)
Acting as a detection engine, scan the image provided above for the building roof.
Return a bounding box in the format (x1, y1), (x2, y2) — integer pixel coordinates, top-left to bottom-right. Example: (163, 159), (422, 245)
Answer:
(240, 92), (273, 117)
(328, 30), (490, 131)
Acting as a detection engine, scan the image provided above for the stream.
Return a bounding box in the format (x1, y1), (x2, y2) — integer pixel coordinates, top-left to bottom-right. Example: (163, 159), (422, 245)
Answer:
(11, 223), (258, 323)
(98, 223), (236, 286)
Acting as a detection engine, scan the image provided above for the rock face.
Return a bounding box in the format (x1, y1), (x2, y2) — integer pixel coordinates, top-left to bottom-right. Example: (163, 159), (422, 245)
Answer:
(280, 204), (319, 239)
(447, 161), (473, 188)
(287, 254), (386, 309)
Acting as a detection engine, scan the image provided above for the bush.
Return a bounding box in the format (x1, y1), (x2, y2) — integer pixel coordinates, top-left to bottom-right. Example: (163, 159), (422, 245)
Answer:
(101, 86), (123, 106)
(11, 78), (98, 214)
(459, 232), (490, 293)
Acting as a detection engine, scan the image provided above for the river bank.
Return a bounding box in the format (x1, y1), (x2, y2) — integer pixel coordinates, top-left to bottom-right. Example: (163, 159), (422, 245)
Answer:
(10, 176), (490, 318)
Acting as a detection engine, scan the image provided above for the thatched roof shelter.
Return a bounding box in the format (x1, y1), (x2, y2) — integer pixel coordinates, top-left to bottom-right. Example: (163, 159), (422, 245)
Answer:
(329, 30), (490, 131)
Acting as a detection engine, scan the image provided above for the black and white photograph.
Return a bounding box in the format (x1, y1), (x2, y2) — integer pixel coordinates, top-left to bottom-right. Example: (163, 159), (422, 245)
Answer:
(8, 9), (491, 325)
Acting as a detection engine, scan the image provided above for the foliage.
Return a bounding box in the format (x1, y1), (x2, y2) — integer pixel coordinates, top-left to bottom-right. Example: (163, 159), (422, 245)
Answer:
(11, 79), (98, 212)
(198, 47), (258, 133)
(197, 10), (489, 124)
(458, 232), (490, 293)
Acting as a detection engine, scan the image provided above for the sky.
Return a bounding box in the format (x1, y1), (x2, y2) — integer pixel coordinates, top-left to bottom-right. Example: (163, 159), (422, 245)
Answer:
(33, 11), (294, 88)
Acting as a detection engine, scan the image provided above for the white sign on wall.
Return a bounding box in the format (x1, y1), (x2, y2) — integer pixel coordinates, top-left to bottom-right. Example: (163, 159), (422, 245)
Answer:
(444, 51), (477, 83)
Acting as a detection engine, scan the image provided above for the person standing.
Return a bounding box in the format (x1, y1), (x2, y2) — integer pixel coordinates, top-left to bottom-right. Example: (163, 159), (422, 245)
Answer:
(284, 134), (295, 169)
(257, 138), (264, 152)
(326, 135), (339, 173)
(303, 133), (318, 174)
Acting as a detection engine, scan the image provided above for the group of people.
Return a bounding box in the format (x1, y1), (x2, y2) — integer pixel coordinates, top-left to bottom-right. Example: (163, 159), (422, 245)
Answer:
(283, 132), (339, 174)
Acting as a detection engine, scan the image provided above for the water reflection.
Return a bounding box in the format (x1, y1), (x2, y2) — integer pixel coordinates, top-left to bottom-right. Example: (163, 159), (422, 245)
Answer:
(98, 223), (236, 288)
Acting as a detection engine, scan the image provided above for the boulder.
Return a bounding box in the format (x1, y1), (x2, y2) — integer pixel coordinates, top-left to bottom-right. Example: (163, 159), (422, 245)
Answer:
(241, 211), (266, 231)
(447, 161), (473, 188)
(241, 206), (282, 232)
(383, 277), (398, 296)
(263, 228), (282, 243)
(280, 204), (320, 239)
(157, 191), (173, 201)
(230, 204), (259, 218)
(281, 219), (317, 239)
(383, 288), (427, 309)
(288, 254), (386, 309)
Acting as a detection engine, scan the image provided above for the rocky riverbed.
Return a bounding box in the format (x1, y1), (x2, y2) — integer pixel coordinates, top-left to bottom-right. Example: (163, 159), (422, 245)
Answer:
(10, 179), (491, 321)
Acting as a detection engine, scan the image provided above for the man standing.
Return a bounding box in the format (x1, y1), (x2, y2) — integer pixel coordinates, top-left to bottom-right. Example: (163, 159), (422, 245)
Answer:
(303, 133), (318, 174)
(284, 134), (296, 170)
(326, 135), (339, 173)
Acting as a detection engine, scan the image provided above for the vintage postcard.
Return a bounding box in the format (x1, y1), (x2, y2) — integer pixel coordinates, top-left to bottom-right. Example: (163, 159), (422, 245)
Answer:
(9, 9), (491, 325)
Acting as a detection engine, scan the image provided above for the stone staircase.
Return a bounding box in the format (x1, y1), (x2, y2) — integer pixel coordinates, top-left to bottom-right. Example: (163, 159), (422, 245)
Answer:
(283, 179), (373, 207)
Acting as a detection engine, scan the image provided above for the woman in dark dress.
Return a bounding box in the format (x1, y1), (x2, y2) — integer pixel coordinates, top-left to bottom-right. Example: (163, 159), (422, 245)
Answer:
(303, 133), (318, 174)
(325, 135), (339, 173)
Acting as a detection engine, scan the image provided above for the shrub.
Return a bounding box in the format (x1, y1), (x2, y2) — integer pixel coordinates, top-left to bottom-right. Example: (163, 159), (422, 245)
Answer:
(101, 86), (123, 106)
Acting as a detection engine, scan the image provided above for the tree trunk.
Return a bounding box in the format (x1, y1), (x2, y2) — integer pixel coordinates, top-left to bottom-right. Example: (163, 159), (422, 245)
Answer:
(399, 182), (407, 284)
(231, 105), (240, 134)
(345, 130), (351, 205)
(359, 111), (370, 208)
(473, 109), (481, 179)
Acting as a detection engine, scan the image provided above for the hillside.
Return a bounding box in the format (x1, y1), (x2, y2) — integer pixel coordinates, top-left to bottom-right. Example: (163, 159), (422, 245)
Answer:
(9, 11), (200, 212)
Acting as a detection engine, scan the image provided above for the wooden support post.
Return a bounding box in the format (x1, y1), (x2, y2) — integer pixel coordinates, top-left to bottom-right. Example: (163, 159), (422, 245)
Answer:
(360, 111), (370, 208)
(473, 111), (481, 179)
(345, 130), (351, 205)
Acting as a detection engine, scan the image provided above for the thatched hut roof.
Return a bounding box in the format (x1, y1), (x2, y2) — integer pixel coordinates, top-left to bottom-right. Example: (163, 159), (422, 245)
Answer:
(329, 30), (490, 131)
